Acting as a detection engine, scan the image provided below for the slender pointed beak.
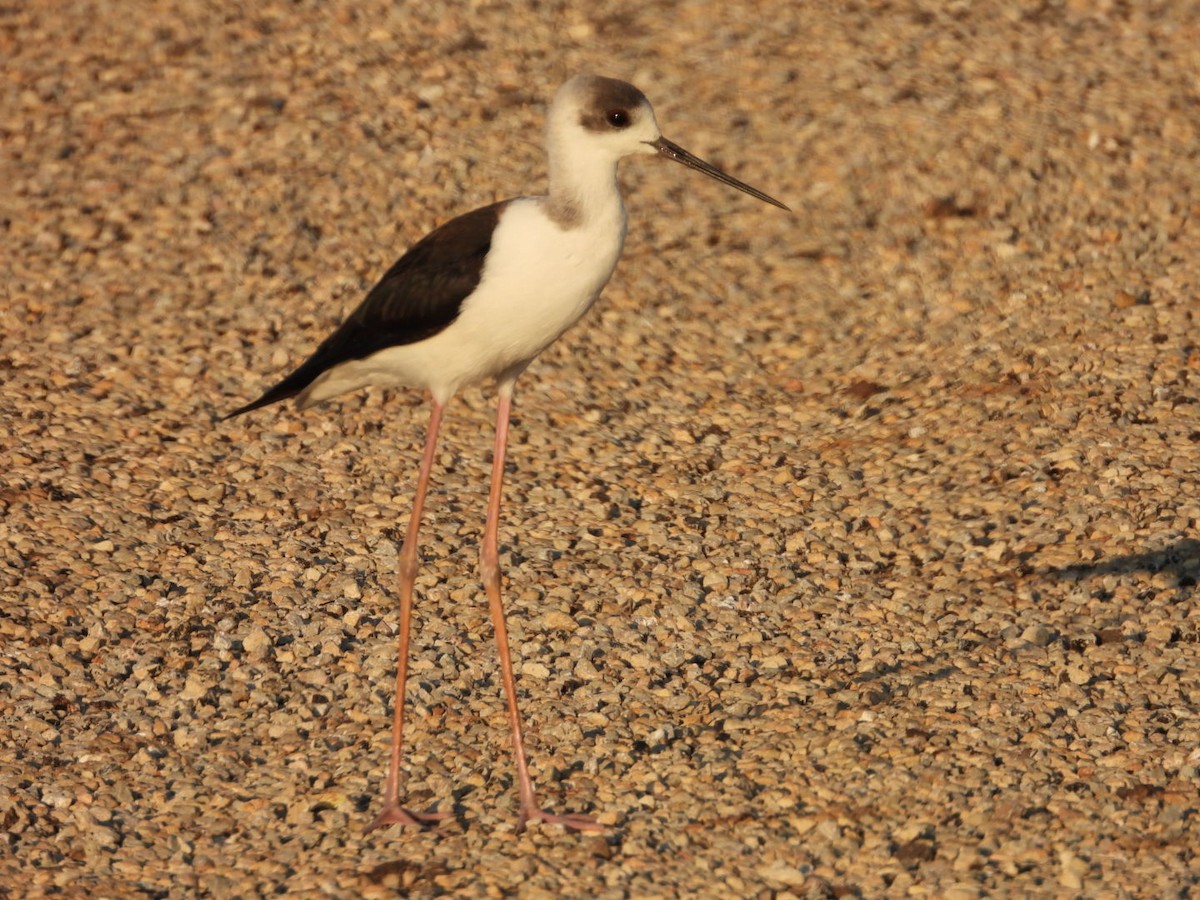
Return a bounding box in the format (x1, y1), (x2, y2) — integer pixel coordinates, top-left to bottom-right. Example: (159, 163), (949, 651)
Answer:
(650, 136), (789, 211)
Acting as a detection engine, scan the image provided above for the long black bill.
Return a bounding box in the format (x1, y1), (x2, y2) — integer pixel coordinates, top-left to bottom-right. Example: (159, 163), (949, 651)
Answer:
(651, 136), (789, 211)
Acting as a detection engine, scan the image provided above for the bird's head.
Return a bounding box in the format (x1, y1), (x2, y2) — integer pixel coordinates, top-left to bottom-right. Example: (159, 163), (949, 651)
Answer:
(548, 74), (789, 210)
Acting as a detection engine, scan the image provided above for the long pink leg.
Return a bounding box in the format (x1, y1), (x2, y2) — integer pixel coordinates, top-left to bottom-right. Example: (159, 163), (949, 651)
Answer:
(366, 399), (451, 833)
(482, 387), (603, 834)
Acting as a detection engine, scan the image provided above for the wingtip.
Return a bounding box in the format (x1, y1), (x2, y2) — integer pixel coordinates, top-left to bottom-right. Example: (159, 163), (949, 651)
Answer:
(221, 388), (297, 422)
(220, 403), (254, 422)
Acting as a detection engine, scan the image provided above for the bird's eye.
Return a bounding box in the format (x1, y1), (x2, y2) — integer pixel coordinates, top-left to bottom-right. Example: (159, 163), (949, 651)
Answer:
(606, 109), (630, 128)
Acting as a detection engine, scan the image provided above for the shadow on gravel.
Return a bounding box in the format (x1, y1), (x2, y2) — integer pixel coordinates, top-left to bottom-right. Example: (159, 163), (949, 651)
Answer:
(1039, 537), (1200, 594)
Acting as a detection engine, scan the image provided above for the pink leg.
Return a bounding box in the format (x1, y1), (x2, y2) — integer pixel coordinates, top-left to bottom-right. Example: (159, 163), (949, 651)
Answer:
(482, 387), (603, 834)
(366, 399), (451, 833)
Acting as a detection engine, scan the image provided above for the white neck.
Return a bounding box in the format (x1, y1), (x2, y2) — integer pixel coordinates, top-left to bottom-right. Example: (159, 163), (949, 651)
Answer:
(543, 132), (626, 230)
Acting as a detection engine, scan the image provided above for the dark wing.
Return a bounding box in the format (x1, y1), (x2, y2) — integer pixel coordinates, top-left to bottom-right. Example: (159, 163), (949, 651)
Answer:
(225, 200), (509, 418)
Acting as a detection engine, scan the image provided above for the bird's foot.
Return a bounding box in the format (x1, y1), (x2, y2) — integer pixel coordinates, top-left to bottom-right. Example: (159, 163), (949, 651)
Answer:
(365, 802), (451, 835)
(517, 805), (604, 834)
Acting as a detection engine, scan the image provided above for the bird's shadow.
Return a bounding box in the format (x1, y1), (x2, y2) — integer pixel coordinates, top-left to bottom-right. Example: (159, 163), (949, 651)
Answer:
(849, 537), (1200, 692)
(1038, 537), (1200, 594)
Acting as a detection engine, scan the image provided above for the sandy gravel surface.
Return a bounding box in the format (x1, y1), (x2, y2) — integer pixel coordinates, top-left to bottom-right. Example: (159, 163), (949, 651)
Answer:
(4, 0), (1199, 896)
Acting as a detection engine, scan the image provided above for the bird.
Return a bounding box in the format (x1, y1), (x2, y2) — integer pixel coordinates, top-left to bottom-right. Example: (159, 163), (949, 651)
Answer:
(225, 73), (788, 835)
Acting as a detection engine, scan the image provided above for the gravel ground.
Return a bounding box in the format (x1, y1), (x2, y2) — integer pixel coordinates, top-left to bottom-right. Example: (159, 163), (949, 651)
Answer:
(4, 0), (1199, 896)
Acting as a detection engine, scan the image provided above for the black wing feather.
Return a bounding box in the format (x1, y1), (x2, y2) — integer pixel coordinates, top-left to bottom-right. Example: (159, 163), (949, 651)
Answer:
(225, 201), (508, 418)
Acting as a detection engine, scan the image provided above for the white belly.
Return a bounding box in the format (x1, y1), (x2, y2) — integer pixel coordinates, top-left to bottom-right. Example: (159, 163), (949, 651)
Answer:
(303, 198), (626, 407)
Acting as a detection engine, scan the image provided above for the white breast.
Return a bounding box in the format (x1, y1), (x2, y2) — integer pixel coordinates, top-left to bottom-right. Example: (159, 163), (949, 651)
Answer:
(300, 198), (626, 408)
(453, 198), (627, 378)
